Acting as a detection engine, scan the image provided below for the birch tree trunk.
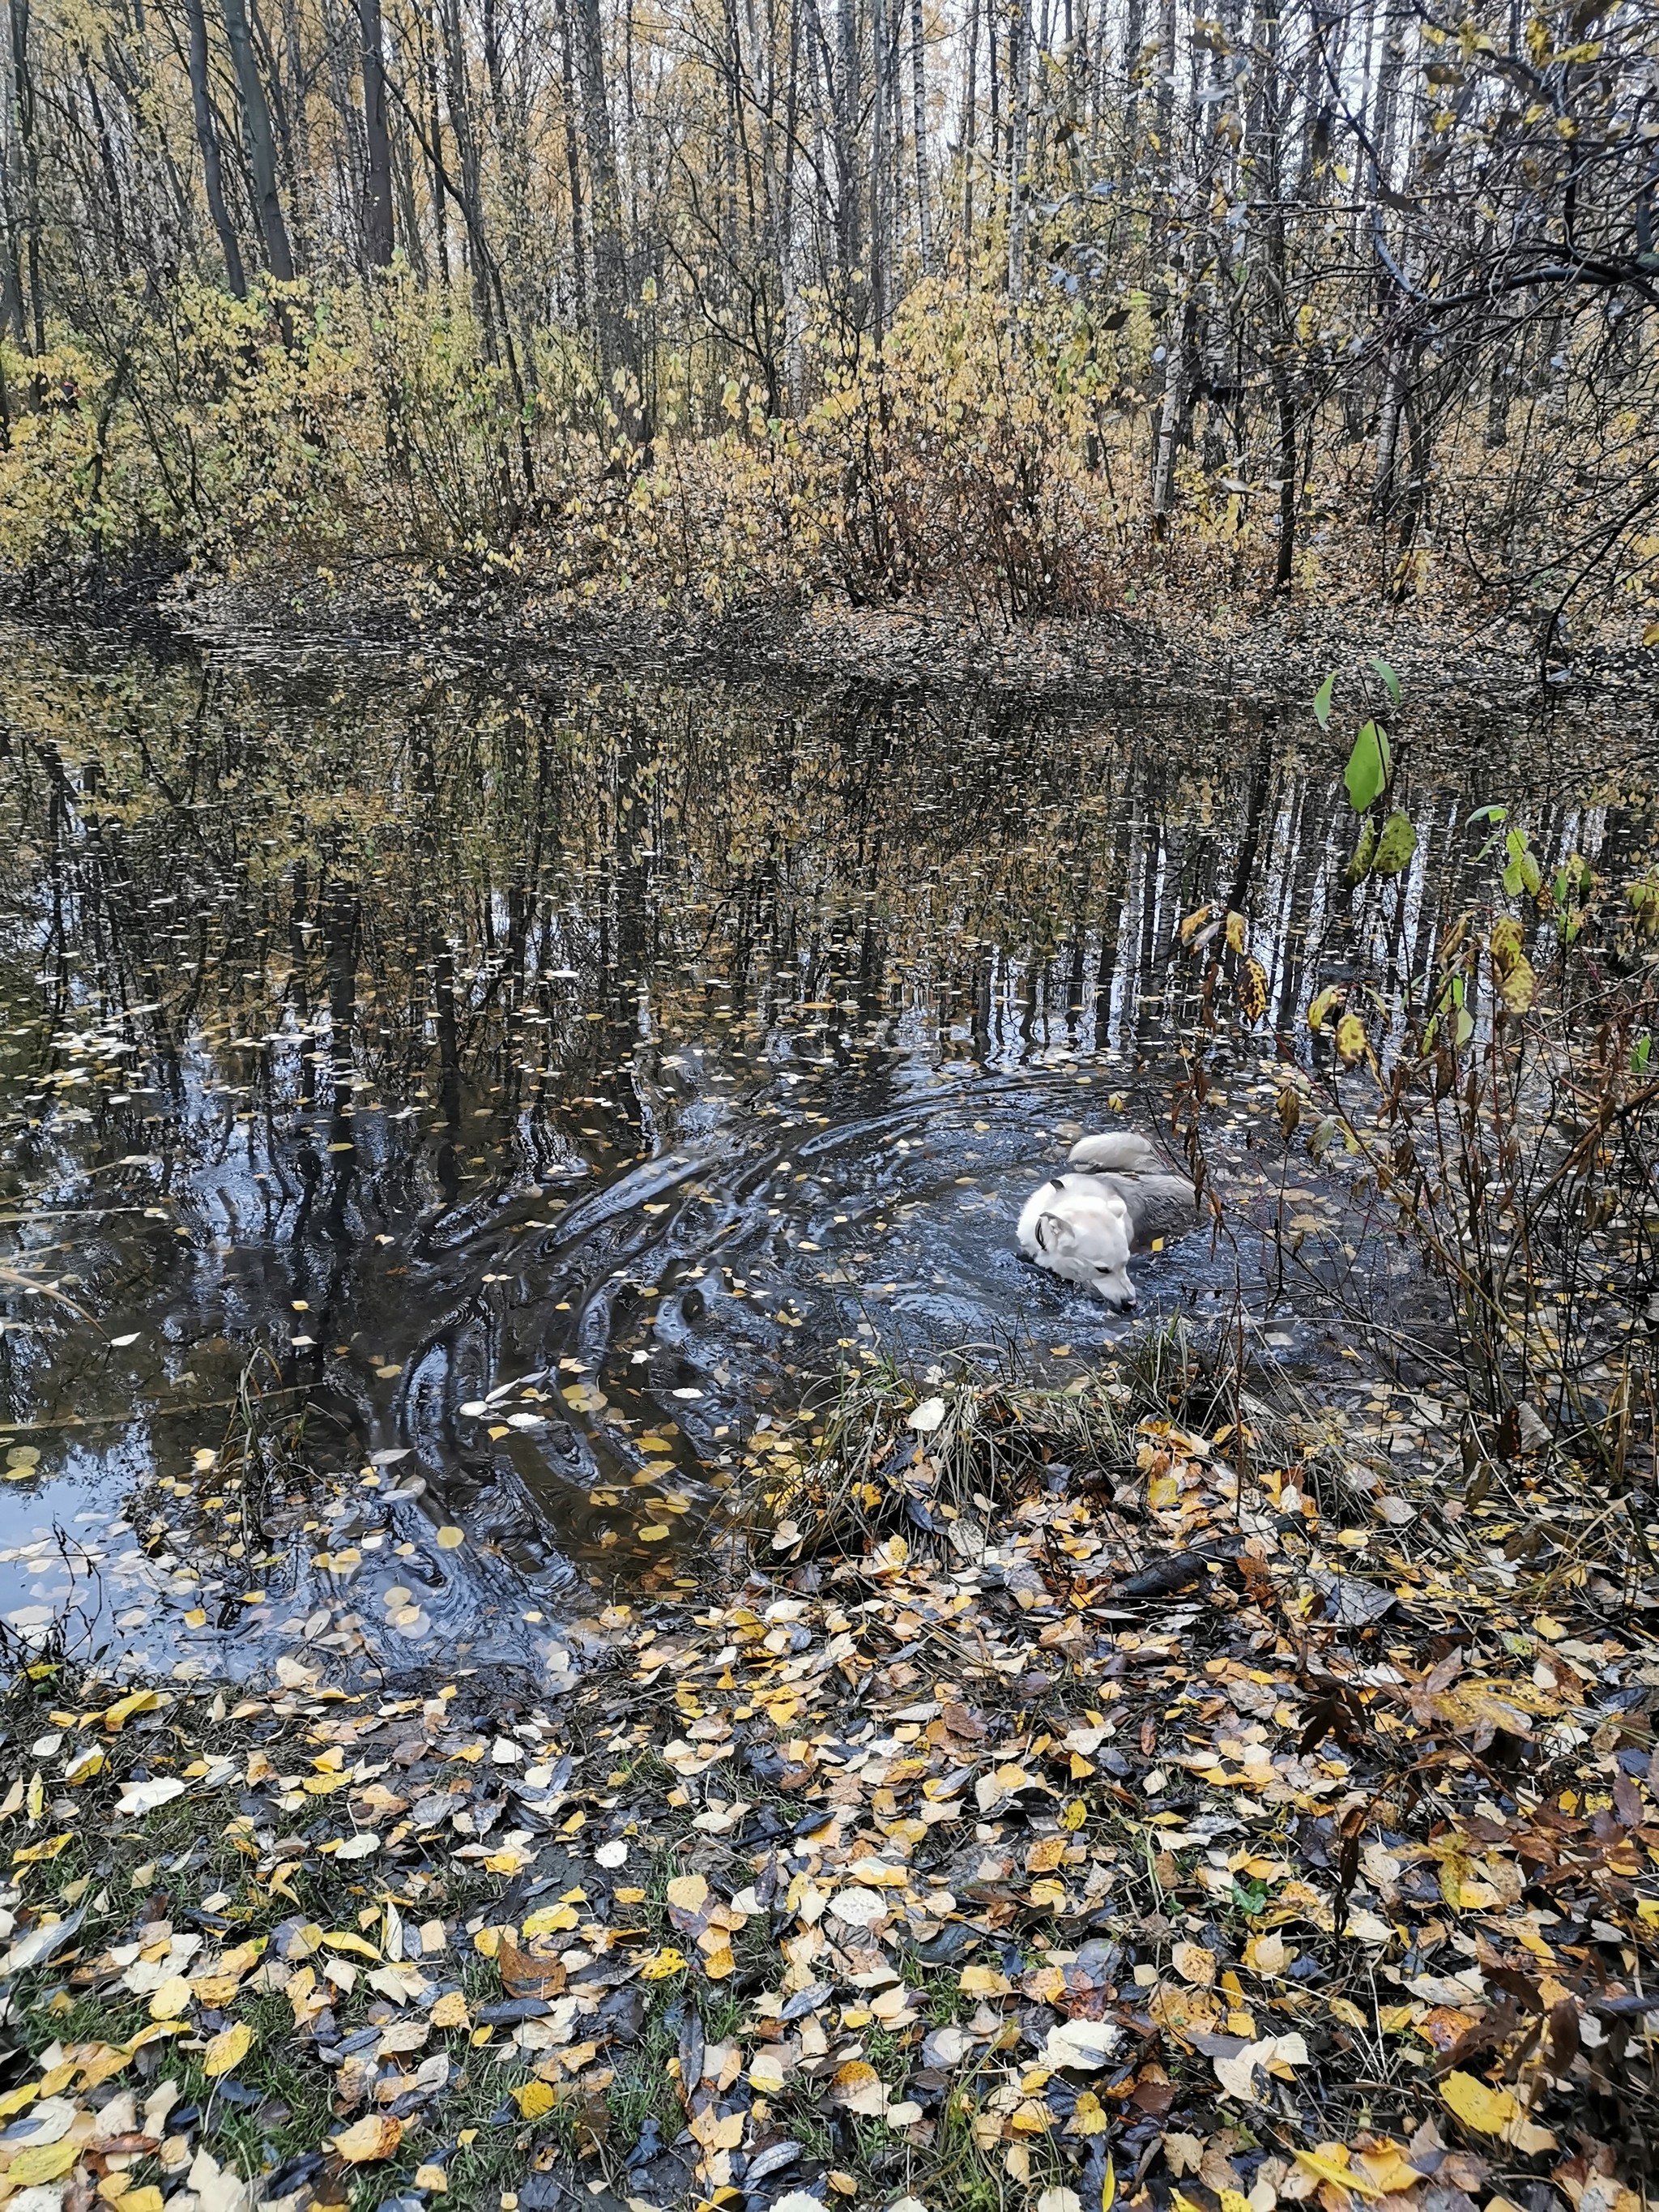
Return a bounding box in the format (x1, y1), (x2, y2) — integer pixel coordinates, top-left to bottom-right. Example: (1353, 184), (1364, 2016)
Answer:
(572, 0), (644, 434)
(871, 0), (888, 339)
(909, 0), (930, 275)
(1006, 0), (1029, 303)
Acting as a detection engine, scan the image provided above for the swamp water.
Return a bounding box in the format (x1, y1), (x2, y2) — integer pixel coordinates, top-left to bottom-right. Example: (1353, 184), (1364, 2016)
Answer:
(0, 622), (1651, 1684)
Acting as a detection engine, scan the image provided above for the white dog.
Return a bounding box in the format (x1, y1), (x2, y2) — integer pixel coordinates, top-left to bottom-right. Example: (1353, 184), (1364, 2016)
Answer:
(1017, 1132), (1196, 1310)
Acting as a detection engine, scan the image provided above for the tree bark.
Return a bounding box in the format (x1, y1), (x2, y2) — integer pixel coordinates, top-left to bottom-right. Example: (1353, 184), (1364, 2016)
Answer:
(571, 0), (643, 435)
(1006, 0), (1028, 302)
(556, 0), (590, 327)
(909, 0), (931, 275)
(358, 0), (394, 266)
(181, 0), (247, 296)
(959, 0), (977, 254)
(871, 0), (888, 338)
(220, 0), (294, 277)
(5, 0), (45, 349)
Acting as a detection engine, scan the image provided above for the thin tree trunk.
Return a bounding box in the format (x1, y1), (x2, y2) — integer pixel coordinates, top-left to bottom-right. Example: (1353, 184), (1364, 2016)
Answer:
(1372, 333), (1408, 522)
(909, 0), (931, 274)
(358, 0), (394, 265)
(1151, 293), (1192, 527)
(1006, 0), (1028, 302)
(220, 0), (294, 276)
(572, 0), (643, 435)
(181, 0), (247, 295)
(5, 0), (44, 349)
(83, 62), (131, 275)
(871, 0), (888, 339)
(420, 1), (450, 282)
(556, 0), (589, 327)
(960, 0), (977, 257)
(833, 0), (857, 301)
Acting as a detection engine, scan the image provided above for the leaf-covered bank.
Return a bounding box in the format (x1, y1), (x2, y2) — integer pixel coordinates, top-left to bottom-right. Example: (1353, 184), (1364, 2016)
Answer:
(2, 1348), (1658, 2212)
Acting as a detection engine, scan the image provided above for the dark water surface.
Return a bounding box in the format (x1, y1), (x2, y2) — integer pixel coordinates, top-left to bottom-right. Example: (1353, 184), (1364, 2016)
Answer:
(0, 624), (1651, 1680)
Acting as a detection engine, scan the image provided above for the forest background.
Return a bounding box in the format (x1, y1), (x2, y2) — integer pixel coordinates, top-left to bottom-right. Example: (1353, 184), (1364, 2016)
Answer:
(0, 0), (1656, 648)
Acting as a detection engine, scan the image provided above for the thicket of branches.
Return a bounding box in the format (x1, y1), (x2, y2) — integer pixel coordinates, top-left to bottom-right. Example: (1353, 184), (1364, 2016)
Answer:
(0, 0), (1657, 634)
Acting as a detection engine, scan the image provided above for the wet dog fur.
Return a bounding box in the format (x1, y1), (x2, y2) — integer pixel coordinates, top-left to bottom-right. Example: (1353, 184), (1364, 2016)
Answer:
(1017, 1131), (1196, 1310)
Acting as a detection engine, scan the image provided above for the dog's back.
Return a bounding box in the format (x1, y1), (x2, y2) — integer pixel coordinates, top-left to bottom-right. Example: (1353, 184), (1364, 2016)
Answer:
(1068, 1133), (1196, 1250)
(1090, 1169), (1196, 1249)
(1068, 1131), (1162, 1175)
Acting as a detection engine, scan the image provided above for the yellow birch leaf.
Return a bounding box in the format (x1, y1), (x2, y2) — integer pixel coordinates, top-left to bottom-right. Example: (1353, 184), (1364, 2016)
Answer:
(1294, 2150), (1384, 2200)
(203, 2021), (254, 2077)
(1439, 2071), (1517, 2134)
(9, 2140), (79, 2186)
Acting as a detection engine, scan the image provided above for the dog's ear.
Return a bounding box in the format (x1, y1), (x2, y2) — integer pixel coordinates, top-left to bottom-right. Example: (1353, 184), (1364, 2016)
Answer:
(1035, 1211), (1074, 1253)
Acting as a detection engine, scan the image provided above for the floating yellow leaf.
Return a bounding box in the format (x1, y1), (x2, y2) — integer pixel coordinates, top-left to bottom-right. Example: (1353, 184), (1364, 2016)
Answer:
(1439, 2070), (1516, 2135)
(436, 1526), (464, 1548)
(203, 2021), (254, 2077)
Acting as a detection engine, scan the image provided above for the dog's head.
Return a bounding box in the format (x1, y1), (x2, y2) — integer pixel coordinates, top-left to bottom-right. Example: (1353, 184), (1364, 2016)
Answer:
(1034, 1203), (1137, 1310)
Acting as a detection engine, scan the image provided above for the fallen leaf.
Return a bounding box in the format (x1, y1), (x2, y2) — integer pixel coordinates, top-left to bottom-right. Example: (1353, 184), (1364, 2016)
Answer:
(332, 2113), (404, 2162)
(203, 2022), (254, 2077)
(1439, 2071), (1516, 2135)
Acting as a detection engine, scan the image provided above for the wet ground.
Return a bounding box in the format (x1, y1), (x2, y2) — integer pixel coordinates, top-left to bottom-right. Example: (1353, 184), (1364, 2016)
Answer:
(0, 623), (1653, 1681)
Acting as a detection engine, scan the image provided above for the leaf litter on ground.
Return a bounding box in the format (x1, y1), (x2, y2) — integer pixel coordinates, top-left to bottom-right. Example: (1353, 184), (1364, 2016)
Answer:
(0, 1330), (1655, 2212)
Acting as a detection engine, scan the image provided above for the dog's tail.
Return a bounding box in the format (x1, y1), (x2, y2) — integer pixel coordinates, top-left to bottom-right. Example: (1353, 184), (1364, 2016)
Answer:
(1068, 1131), (1162, 1176)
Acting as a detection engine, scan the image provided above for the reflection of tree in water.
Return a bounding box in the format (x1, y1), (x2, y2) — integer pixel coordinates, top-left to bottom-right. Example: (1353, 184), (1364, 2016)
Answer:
(0, 626), (1650, 1672)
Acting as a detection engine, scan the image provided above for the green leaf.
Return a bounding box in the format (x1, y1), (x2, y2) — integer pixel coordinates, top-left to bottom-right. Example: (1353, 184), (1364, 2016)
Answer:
(1312, 672), (1336, 730)
(1466, 804), (1508, 827)
(1369, 656), (1401, 707)
(1371, 811), (1418, 878)
(1343, 720), (1391, 812)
